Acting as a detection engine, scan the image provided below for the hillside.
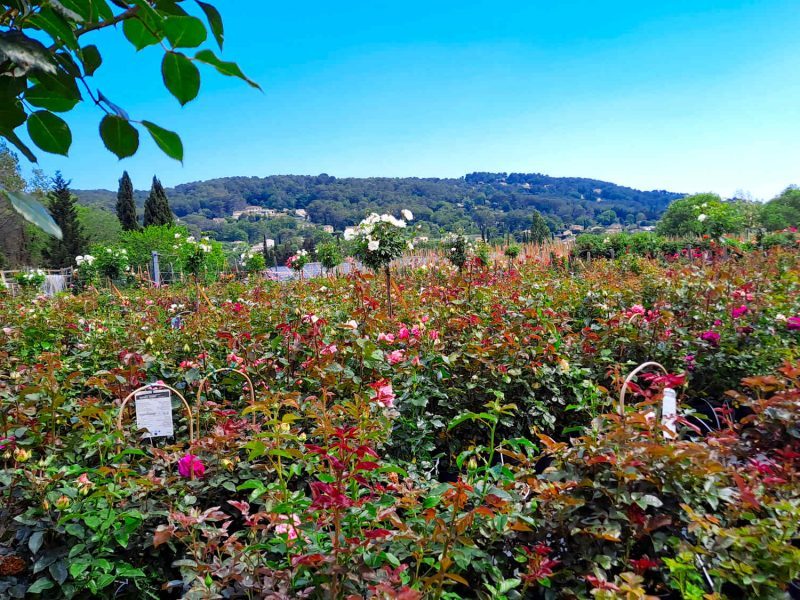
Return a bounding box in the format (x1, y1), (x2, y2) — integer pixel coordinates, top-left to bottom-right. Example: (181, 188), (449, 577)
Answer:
(75, 172), (683, 243)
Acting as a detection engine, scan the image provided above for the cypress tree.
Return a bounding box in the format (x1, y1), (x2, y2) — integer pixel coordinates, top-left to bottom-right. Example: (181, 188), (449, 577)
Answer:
(143, 176), (174, 227)
(43, 172), (88, 268)
(116, 171), (139, 231)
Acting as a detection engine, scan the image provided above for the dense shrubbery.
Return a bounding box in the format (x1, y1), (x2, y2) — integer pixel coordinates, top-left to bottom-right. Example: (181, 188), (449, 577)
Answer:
(573, 230), (797, 260)
(1, 247), (799, 598)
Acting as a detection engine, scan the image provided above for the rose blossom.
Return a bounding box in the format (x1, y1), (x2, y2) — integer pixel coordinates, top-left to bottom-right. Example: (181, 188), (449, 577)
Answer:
(387, 350), (405, 365)
(178, 454), (206, 478)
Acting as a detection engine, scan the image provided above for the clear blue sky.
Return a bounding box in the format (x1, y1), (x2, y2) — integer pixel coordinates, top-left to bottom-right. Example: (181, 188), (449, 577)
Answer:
(26, 0), (800, 199)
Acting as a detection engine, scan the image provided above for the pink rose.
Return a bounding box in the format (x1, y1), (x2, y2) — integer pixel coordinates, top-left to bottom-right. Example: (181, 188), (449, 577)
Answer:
(731, 305), (748, 319)
(397, 326), (410, 340)
(274, 514), (301, 539)
(387, 350), (405, 365)
(700, 330), (721, 346)
(787, 316), (800, 331)
(369, 380), (395, 407)
(377, 332), (395, 343)
(178, 454), (206, 478)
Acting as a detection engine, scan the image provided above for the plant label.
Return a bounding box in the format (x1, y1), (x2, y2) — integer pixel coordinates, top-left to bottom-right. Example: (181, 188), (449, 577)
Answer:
(135, 388), (175, 438)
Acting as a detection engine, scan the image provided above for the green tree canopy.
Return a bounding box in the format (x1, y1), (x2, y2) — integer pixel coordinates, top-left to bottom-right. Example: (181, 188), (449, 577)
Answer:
(529, 209), (551, 245)
(761, 187), (800, 231)
(0, 1), (257, 238)
(656, 193), (744, 238)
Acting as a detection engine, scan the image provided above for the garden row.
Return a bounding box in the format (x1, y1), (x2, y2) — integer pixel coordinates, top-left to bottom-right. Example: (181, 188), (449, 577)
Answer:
(0, 245), (799, 598)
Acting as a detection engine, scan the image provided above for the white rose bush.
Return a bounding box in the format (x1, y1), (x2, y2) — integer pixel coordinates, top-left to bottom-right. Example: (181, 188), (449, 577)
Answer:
(346, 211), (414, 316)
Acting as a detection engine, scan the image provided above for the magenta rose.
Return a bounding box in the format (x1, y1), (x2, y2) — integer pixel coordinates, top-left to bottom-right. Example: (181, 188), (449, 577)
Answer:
(178, 454), (206, 478)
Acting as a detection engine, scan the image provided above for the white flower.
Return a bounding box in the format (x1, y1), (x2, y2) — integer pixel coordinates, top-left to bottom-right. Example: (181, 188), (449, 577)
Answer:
(186, 236), (195, 243)
(174, 233), (182, 239)
(368, 239), (380, 251)
(698, 214), (708, 222)
(344, 227), (356, 241)
(402, 209), (413, 221)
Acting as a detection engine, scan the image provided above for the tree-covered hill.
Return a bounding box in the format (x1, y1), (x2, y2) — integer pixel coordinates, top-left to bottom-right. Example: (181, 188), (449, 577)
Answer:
(75, 172), (683, 242)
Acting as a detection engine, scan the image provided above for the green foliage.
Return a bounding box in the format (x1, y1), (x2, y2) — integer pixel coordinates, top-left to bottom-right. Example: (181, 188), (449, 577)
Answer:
(42, 172), (87, 268)
(529, 209), (551, 245)
(347, 212), (412, 272)
(761, 186), (800, 231)
(142, 176), (173, 228)
(118, 224), (187, 269)
(503, 243), (521, 259)
(76, 205), (121, 245)
(240, 248), (266, 272)
(0, 0), (256, 164)
(442, 233), (472, 270)
(13, 268), (45, 287)
(656, 193), (745, 238)
(315, 241), (342, 272)
(115, 171), (138, 231)
(75, 172), (685, 241)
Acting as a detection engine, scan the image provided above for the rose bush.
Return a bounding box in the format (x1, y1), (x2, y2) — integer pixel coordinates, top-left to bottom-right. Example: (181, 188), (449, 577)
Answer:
(0, 244), (798, 598)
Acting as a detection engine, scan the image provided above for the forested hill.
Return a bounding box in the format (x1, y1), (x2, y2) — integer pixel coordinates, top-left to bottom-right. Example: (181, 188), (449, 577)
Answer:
(75, 172), (683, 237)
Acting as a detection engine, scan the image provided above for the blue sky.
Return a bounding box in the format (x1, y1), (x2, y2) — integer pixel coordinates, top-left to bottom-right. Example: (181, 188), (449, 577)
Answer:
(26, 0), (800, 199)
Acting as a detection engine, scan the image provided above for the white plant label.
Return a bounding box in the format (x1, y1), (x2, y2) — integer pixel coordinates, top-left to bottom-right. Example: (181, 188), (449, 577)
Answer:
(134, 389), (174, 439)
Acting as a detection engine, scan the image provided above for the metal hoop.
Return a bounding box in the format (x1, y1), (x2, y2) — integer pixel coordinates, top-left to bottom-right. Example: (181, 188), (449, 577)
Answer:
(618, 361), (668, 416)
(116, 383), (194, 449)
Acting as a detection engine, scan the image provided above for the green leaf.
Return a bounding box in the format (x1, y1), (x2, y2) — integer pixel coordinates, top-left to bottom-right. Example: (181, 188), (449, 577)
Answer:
(162, 52), (200, 105)
(28, 530), (45, 554)
(80, 44), (102, 76)
(25, 83), (79, 112)
(3, 188), (62, 238)
(163, 16), (207, 48)
(196, 1), (224, 48)
(99, 115), (139, 159)
(30, 7), (79, 50)
(95, 573), (115, 590)
(68, 560), (90, 578)
(123, 17), (161, 50)
(0, 98), (27, 130)
(27, 110), (71, 155)
(195, 49), (261, 90)
(49, 560), (69, 585)
(27, 578), (55, 594)
(142, 120), (183, 161)
(31, 70), (82, 102)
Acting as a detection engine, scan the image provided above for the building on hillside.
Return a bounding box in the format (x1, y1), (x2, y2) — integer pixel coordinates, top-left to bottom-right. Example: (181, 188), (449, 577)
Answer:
(232, 206), (276, 220)
(322, 225), (334, 233)
(605, 223), (623, 234)
(295, 209), (308, 219)
(250, 239), (276, 253)
(570, 224), (585, 233)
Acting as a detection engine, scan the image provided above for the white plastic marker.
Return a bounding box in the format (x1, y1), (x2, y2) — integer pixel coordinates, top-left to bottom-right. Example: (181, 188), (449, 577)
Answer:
(661, 387), (678, 438)
(134, 388), (174, 438)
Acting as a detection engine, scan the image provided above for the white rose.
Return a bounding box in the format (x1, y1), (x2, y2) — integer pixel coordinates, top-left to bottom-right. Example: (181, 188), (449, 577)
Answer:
(698, 214), (708, 222)
(368, 240), (380, 251)
(402, 209), (413, 221)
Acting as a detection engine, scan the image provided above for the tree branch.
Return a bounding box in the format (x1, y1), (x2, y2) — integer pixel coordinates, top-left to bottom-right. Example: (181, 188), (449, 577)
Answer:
(47, 6), (140, 50)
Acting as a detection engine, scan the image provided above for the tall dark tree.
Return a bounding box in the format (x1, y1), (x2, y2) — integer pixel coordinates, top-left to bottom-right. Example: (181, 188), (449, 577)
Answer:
(43, 172), (87, 268)
(143, 176), (174, 227)
(116, 171), (139, 231)
(530, 210), (552, 245)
